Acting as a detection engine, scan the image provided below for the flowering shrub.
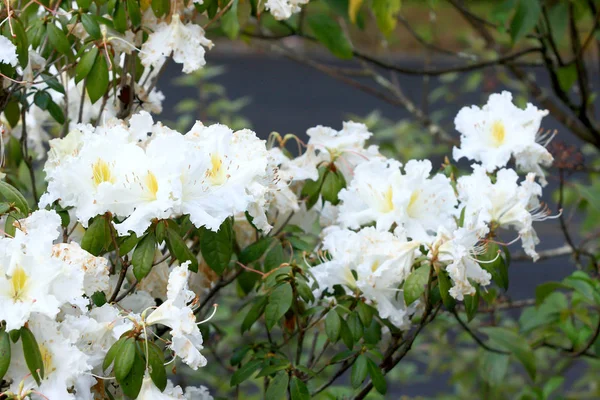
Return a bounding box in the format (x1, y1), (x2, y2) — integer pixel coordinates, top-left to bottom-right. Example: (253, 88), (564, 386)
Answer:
(1, 0), (600, 398)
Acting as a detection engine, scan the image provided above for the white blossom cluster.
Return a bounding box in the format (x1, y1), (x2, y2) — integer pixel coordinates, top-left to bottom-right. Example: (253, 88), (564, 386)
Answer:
(267, 92), (555, 328)
(0, 211), (212, 399)
(40, 111), (274, 236)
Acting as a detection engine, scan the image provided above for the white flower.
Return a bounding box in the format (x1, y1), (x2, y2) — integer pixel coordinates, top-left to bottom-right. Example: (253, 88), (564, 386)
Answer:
(138, 375), (214, 400)
(140, 14), (213, 74)
(310, 227), (419, 329)
(265, 0), (309, 20)
(0, 211), (89, 330)
(457, 165), (547, 261)
(146, 263), (207, 370)
(52, 242), (110, 296)
(453, 91), (553, 185)
(5, 314), (92, 400)
(432, 225), (491, 300)
(0, 35), (18, 67)
(177, 122), (271, 232)
(338, 159), (457, 241)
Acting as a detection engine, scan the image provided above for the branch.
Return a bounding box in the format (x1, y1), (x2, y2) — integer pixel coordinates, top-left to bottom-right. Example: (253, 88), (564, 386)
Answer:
(194, 268), (244, 316)
(452, 310), (509, 354)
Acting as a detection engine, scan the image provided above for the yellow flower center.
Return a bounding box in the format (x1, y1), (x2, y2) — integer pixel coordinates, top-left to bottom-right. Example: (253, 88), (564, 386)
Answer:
(92, 159), (115, 186)
(371, 260), (380, 272)
(490, 120), (506, 147)
(40, 344), (55, 375)
(407, 190), (420, 217)
(10, 266), (28, 302)
(207, 153), (227, 185)
(145, 171), (159, 200)
(379, 186), (394, 213)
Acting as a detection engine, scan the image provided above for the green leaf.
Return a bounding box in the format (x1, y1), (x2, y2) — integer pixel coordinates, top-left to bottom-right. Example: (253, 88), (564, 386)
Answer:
(239, 237), (273, 265)
(307, 14), (353, 59)
(132, 232), (157, 281)
(41, 73), (65, 94)
(0, 181), (29, 215)
(321, 169), (346, 205)
(557, 64), (578, 93)
(290, 376), (310, 400)
(146, 341), (167, 391)
(20, 326), (44, 385)
(221, 0), (240, 39)
(264, 241), (284, 271)
(114, 338), (136, 382)
(166, 226), (198, 272)
(437, 269), (456, 311)
(118, 232), (139, 255)
(81, 14), (102, 40)
(266, 371), (289, 400)
(81, 216), (110, 256)
(34, 91), (51, 110)
(464, 290), (479, 322)
(113, 1), (128, 33)
(4, 99), (20, 128)
(481, 327), (536, 380)
(403, 265), (430, 306)
(47, 98), (65, 124)
(103, 336), (128, 371)
(479, 352), (509, 386)
(11, 18), (28, 67)
(325, 310), (341, 342)
(478, 243), (508, 291)
(543, 376), (564, 399)
(92, 291), (107, 307)
(241, 295), (268, 333)
(231, 359), (262, 386)
(372, 0), (401, 37)
(127, 0), (142, 27)
(75, 47), (98, 84)
(265, 283), (293, 330)
(356, 301), (374, 327)
(351, 354), (368, 388)
(120, 348), (145, 398)
(535, 281), (569, 306)
(46, 23), (71, 55)
(366, 357), (386, 394)
(0, 330), (11, 381)
(86, 54), (109, 104)
(151, 0), (170, 18)
(340, 319), (354, 349)
(347, 312), (363, 342)
(200, 220), (233, 274)
(509, 0), (541, 44)
(301, 166), (327, 210)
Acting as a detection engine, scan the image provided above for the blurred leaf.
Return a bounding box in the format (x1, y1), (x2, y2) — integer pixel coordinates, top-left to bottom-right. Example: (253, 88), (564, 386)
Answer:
(307, 14), (353, 59)
(0, 181), (29, 215)
(510, 0), (541, 44)
(290, 376), (310, 400)
(266, 371), (289, 399)
(404, 265), (430, 306)
(87, 54), (109, 104)
(0, 330), (10, 381)
(231, 359), (262, 386)
(81, 216), (110, 256)
(200, 219), (233, 274)
(46, 23), (71, 55)
(479, 352), (509, 386)
(265, 283), (293, 329)
(325, 309), (341, 342)
(81, 14), (102, 39)
(349, 0), (363, 23)
(242, 295), (268, 332)
(366, 357), (386, 394)
(481, 327), (536, 380)
(221, 0), (240, 39)
(372, 0), (401, 37)
(166, 226), (198, 272)
(557, 64), (578, 93)
(351, 354), (368, 388)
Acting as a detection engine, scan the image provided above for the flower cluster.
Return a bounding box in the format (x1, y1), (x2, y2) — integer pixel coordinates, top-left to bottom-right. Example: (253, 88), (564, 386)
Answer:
(40, 112), (273, 236)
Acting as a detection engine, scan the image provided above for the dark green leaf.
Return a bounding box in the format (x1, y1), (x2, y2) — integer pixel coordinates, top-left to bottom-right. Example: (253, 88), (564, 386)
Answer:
(11, 18), (28, 67)
(75, 47), (98, 83)
(347, 312), (363, 342)
(351, 354), (368, 388)
(103, 336), (128, 371)
(535, 282), (569, 306)
(46, 23), (71, 55)
(81, 216), (110, 256)
(321, 169), (346, 205)
(86, 54), (109, 104)
(20, 326), (44, 385)
(307, 14), (353, 59)
(133, 232), (157, 281)
(151, 0), (170, 18)
(114, 338), (136, 381)
(113, 1), (128, 33)
(481, 327), (536, 380)
(127, 0), (142, 27)
(92, 291), (107, 307)
(120, 349), (145, 398)
(340, 319), (354, 349)
(81, 14), (102, 40)
(265, 283), (293, 329)
(47, 98), (65, 124)
(0, 181), (29, 215)
(166, 226), (198, 272)
(356, 301), (374, 327)
(264, 241), (284, 271)
(367, 357), (386, 394)
(239, 237), (273, 265)
(241, 295), (268, 333)
(34, 91), (51, 110)
(266, 371), (289, 400)
(220, 0), (240, 39)
(4, 99), (20, 128)
(118, 232), (139, 255)
(479, 352), (509, 386)
(231, 359), (262, 386)
(200, 220), (233, 274)
(437, 269), (455, 311)
(147, 341), (167, 391)
(301, 166), (326, 210)
(557, 64), (578, 93)
(464, 290), (479, 322)
(325, 309), (341, 342)
(290, 376), (310, 400)
(0, 330), (10, 381)
(510, 0), (541, 44)
(403, 265), (430, 306)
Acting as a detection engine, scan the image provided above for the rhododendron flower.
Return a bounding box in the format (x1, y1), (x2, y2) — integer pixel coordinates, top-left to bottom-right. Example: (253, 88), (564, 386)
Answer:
(338, 159), (457, 241)
(0, 36), (18, 67)
(453, 91), (553, 185)
(265, 0), (309, 20)
(146, 263), (207, 369)
(311, 227), (420, 329)
(139, 374), (214, 399)
(4, 315), (93, 400)
(457, 165), (548, 260)
(140, 14), (213, 74)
